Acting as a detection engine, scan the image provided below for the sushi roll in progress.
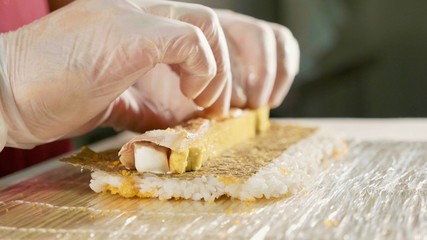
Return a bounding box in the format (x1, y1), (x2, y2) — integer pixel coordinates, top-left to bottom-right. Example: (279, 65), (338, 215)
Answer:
(62, 109), (347, 201)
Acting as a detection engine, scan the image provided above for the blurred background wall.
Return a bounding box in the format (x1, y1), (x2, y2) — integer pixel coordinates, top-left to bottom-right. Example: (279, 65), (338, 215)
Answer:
(183, 0), (427, 118)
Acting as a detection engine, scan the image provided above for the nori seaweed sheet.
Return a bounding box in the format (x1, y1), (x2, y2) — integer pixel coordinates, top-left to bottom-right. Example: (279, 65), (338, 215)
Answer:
(61, 123), (316, 180)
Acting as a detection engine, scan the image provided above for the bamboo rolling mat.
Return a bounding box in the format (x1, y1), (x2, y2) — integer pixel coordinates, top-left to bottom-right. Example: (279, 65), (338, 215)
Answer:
(1, 140), (426, 239)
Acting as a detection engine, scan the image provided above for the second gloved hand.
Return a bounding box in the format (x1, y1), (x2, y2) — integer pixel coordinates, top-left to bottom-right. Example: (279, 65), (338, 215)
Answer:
(0, 0), (231, 149)
(216, 10), (300, 109)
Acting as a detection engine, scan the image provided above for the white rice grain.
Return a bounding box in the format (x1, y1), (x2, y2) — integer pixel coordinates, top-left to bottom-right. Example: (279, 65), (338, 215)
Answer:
(90, 129), (346, 201)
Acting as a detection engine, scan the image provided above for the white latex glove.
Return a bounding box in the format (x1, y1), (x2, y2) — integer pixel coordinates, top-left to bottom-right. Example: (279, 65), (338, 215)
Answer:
(0, 0), (231, 150)
(216, 10), (300, 109)
(100, 63), (212, 135)
(124, 10), (301, 127)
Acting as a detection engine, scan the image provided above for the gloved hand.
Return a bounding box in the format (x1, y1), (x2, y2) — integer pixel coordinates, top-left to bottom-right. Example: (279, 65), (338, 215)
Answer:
(112, 63), (204, 132)
(121, 9), (301, 130)
(0, 0), (231, 149)
(216, 10), (300, 109)
(96, 63), (209, 137)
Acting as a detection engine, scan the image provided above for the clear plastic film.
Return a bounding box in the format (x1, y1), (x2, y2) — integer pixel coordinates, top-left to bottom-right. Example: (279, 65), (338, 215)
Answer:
(0, 140), (426, 239)
(0, 35), (8, 151)
(0, 34), (47, 149)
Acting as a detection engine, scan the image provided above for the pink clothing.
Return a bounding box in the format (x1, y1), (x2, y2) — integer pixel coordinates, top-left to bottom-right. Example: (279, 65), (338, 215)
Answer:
(0, 0), (49, 32)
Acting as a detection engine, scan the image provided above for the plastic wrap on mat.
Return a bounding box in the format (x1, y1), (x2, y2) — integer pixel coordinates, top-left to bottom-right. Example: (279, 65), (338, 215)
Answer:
(0, 140), (426, 239)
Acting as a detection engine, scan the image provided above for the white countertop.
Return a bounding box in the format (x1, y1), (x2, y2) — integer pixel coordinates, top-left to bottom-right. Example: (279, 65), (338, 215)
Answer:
(279, 118), (427, 141)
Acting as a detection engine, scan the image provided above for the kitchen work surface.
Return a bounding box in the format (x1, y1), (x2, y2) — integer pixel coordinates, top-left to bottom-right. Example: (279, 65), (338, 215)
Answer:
(0, 119), (426, 239)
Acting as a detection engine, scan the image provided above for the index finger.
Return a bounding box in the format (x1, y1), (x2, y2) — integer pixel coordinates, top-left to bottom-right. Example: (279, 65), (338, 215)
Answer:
(144, 2), (231, 116)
